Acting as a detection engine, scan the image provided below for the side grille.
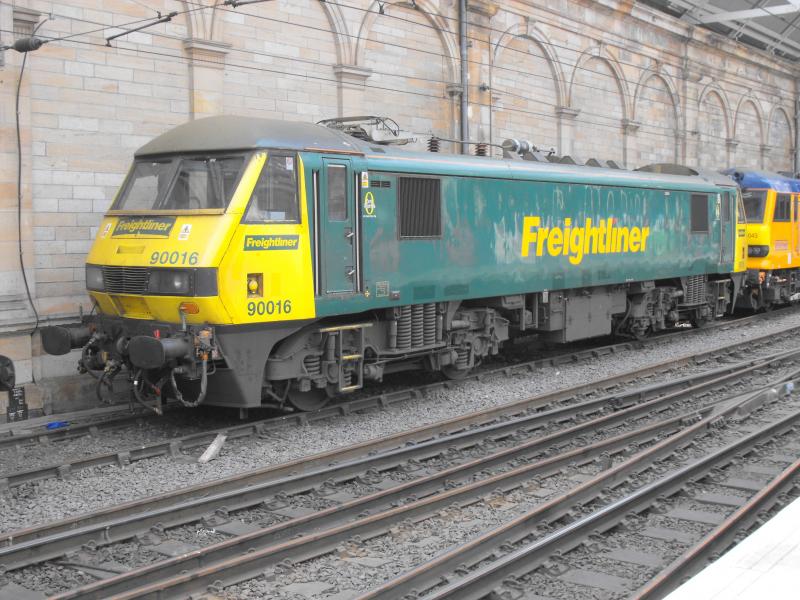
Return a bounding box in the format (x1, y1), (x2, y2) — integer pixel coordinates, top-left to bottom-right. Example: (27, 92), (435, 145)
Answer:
(102, 266), (151, 294)
(398, 177), (441, 238)
(683, 274), (707, 305)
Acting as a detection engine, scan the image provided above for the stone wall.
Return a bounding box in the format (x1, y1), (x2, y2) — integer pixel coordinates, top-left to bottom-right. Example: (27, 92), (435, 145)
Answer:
(0, 0), (797, 416)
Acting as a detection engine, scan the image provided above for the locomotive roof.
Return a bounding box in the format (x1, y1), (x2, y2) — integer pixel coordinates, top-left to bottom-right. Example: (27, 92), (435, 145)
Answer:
(135, 115), (361, 157)
(135, 116), (730, 193)
(721, 168), (800, 193)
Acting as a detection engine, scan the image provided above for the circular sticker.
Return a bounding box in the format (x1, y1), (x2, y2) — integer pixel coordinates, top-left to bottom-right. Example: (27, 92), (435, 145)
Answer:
(364, 191), (376, 216)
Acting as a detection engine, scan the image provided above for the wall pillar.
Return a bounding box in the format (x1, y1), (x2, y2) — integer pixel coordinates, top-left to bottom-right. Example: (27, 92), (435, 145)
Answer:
(760, 144), (771, 170)
(445, 83), (464, 150)
(726, 138), (738, 168)
(0, 6), (42, 418)
(622, 118), (640, 168)
(467, 0), (497, 147)
(183, 39), (231, 118)
(333, 64), (372, 118)
(556, 106), (580, 156)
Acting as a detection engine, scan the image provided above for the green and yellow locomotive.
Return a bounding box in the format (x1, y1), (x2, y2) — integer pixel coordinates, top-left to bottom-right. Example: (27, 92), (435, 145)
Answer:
(42, 116), (745, 411)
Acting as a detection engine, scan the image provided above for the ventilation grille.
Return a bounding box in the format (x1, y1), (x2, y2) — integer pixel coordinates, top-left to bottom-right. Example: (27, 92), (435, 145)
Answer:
(683, 274), (707, 305)
(398, 177), (441, 238)
(371, 180), (391, 188)
(102, 266), (151, 295)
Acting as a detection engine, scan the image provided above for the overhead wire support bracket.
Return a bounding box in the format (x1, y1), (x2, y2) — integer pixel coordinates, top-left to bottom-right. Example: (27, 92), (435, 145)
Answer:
(105, 11), (178, 47)
(223, 0), (276, 7)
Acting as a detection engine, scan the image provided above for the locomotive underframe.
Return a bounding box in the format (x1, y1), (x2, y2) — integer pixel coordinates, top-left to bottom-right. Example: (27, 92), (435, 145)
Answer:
(44, 274), (736, 411)
(738, 268), (800, 311)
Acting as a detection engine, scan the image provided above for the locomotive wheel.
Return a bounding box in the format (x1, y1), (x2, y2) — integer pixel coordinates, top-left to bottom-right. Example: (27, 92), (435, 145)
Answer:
(287, 387), (330, 412)
(442, 365), (472, 380)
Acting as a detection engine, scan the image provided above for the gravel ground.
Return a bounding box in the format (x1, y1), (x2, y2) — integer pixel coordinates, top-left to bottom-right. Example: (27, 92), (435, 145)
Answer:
(1, 311), (800, 534)
(0, 410), (252, 474)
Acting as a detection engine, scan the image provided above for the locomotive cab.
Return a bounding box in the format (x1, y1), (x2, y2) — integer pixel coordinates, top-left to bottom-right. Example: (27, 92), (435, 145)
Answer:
(41, 118), (330, 410)
(728, 170), (800, 310)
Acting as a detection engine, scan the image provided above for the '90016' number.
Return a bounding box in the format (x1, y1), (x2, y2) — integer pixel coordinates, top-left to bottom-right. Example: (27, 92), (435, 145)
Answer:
(248, 300), (292, 317)
(150, 251), (199, 265)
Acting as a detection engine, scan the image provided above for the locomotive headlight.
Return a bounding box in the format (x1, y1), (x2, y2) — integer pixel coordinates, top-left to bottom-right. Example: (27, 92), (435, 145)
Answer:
(85, 264), (104, 291)
(148, 269), (192, 295)
(748, 245), (770, 258)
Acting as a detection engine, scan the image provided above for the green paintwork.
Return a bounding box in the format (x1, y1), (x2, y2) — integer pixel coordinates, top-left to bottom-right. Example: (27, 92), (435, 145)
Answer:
(300, 149), (737, 318)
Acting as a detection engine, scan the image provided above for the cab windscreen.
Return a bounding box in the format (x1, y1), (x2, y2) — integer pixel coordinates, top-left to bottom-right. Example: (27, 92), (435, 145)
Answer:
(112, 154), (246, 211)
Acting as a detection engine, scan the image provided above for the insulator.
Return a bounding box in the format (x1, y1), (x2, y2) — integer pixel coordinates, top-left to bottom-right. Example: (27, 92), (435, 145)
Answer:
(474, 143), (488, 157)
(427, 137), (441, 153)
(502, 138), (520, 153)
(12, 37), (44, 53)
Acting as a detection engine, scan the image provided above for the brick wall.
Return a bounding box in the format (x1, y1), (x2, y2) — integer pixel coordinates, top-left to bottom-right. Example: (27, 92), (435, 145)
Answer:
(0, 0), (797, 414)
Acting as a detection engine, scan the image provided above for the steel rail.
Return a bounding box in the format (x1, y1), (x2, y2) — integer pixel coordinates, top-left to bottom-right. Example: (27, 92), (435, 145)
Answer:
(4, 346), (786, 571)
(0, 317), (792, 494)
(633, 456), (800, 600)
(356, 386), (800, 600)
(56, 370), (800, 599)
(0, 307), (782, 452)
(52, 399), (692, 599)
(0, 328), (781, 548)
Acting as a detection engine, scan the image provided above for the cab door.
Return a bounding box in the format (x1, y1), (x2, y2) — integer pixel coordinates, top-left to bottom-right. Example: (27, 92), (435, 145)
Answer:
(320, 158), (357, 293)
(720, 191), (734, 264)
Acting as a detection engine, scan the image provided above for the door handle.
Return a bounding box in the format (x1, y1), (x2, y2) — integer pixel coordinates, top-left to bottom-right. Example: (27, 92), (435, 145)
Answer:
(345, 230), (355, 239)
(346, 268), (355, 277)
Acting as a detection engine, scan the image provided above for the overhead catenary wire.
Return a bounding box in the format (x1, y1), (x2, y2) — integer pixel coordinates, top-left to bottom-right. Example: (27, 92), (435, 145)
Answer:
(323, 0), (800, 98)
(181, 0), (793, 123)
(1, 26), (773, 154)
(4, 1), (789, 143)
(0, 0), (789, 129)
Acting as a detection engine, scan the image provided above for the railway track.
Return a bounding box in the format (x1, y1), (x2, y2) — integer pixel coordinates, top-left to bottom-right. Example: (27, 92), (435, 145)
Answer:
(0, 310), (795, 491)
(3, 339), (800, 598)
(0, 307), (782, 455)
(361, 395), (800, 600)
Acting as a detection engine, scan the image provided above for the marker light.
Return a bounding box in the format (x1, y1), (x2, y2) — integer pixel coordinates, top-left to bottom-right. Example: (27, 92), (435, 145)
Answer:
(179, 302), (200, 314)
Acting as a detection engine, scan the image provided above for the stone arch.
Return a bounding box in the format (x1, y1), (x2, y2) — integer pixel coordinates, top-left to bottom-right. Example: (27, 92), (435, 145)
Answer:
(697, 82), (732, 139)
(492, 22), (566, 108)
(354, 0), (459, 83)
(213, 0), (340, 121)
(696, 83), (731, 169)
(767, 105), (794, 172)
(180, 0), (218, 41)
(568, 46), (631, 121)
(734, 96), (765, 142)
(180, 0), (350, 64)
(632, 71), (680, 128)
(632, 71), (680, 166)
(568, 46), (630, 162)
(490, 22), (565, 150)
(733, 97), (764, 169)
(356, 0), (458, 150)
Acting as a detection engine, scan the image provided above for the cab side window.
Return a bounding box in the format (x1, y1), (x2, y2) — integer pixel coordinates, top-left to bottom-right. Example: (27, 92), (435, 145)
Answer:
(244, 153), (299, 223)
(774, 193), (792, 222)
(690, 193), (709, 233)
